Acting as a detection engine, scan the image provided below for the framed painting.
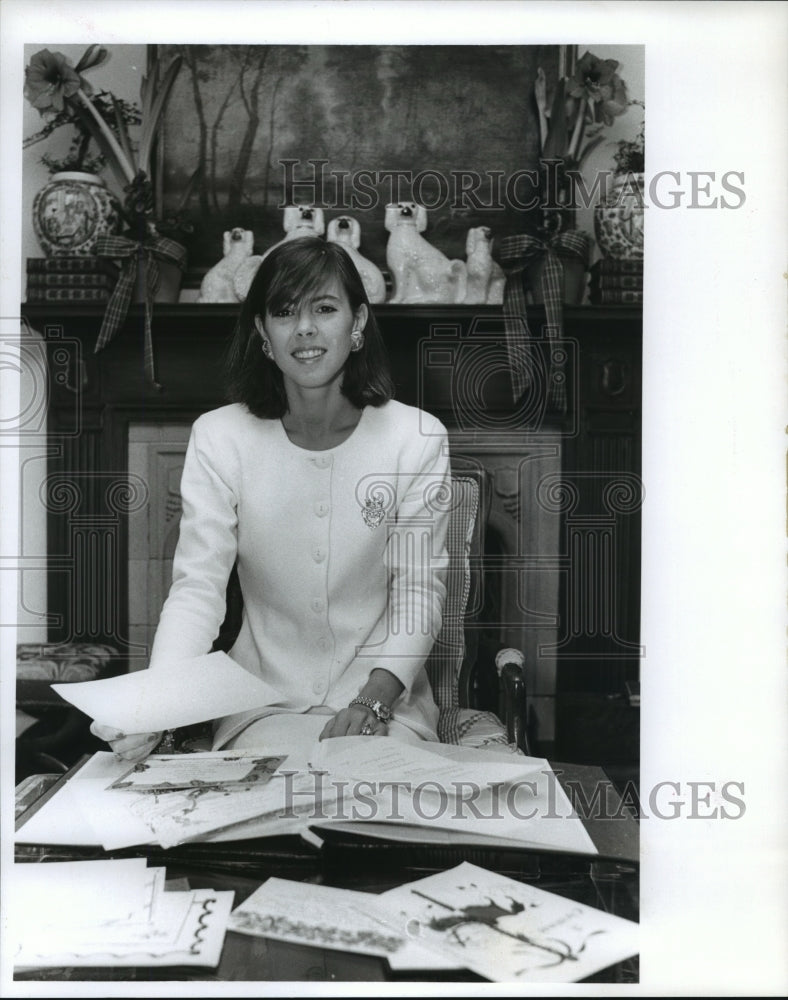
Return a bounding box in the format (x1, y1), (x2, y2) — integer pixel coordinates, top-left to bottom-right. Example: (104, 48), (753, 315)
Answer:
(152, 44), (573, 278)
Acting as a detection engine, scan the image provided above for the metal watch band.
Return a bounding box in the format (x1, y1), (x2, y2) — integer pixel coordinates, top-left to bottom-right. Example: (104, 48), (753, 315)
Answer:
(349, 696), (392, 723)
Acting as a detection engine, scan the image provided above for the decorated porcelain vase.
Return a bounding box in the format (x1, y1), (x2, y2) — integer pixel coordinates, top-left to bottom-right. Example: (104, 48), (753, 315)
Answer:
(594, 173), (645, 260)
(32, 172), (121, 256)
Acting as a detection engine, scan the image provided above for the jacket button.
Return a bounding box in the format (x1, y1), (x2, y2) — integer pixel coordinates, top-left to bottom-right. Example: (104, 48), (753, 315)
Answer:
(314, 501), (329, 517)
(313, 547), (326, 563)
(317, 636), (330, 652)
(311, 598), (325, 614)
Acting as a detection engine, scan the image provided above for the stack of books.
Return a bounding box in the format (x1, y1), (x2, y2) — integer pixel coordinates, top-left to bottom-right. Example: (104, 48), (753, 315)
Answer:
(589, 258), (643, 305)
(26, 256), (119, 303)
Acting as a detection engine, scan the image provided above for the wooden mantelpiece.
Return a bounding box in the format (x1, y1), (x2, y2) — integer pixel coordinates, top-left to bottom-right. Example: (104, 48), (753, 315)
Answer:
(22, 302), (642, 745)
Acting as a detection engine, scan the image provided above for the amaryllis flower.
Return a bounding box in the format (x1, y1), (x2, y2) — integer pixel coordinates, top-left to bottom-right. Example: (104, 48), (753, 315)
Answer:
(595, 73), (629, 126)
(24, 49), (86, 113)
(567, 51), (621, 104)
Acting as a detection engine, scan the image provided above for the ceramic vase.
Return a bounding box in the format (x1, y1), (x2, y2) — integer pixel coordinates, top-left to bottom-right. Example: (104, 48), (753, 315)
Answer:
(32, 172), (121, 257)
(594, 173), (645, 260)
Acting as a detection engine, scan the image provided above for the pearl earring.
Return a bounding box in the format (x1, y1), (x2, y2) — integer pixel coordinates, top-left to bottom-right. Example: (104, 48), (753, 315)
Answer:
(261, 339), (273, 359)
(350, 330), (364, 352)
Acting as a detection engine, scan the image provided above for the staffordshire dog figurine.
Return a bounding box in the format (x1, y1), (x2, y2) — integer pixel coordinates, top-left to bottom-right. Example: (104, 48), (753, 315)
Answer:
(326, 215), (386, 303)
(197, 228), (254, 303)
(464, 226), (506, 305)
(233, 205), (326, 301)
(384, 202), (467, 304)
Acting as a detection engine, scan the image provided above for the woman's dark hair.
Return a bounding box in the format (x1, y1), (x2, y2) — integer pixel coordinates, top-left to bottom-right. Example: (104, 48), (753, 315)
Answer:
(225, 236), (394, 418)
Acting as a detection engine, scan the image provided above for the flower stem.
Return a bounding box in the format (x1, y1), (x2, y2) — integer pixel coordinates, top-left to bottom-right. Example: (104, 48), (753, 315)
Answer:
(567, 96), (587, 162)
(74, 89), (136, 183)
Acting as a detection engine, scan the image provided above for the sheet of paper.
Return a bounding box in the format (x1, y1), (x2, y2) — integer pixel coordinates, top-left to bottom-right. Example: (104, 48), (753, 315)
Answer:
(380, 862), (639, 983)
(229, 877), (459, 969)
(14, 888), (234, 969)
(108, 751), (287, 790)
(51, 651), (281, 733)
(11, 858), (155, 938)
(312, 735), (548, 787)
(16, 753), (154, 848)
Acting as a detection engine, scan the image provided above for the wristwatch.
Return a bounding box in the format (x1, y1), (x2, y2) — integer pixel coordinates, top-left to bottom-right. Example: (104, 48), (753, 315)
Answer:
(349, 696), (392, 723)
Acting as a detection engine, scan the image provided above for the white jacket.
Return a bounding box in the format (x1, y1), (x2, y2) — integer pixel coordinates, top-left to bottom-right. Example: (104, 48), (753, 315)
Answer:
(149, 400), (451, 747)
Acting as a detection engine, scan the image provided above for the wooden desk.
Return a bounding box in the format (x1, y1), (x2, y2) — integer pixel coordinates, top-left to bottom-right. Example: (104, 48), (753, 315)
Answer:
(14, 761), (638, 984)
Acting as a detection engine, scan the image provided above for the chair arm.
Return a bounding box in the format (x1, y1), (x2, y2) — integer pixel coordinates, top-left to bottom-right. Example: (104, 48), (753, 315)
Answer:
(495, 648), (531, 755)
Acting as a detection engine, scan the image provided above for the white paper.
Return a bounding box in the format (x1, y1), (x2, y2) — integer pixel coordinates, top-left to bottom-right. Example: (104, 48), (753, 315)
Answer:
(229, 877), (459, 969)
(14, 887), (234, 969)
(11, 858), (154, 937)
(16, 752), (156, 848)
(312, 735), (549, 786)
(51, 651), (280, 733)
(380, 862), (639, 983)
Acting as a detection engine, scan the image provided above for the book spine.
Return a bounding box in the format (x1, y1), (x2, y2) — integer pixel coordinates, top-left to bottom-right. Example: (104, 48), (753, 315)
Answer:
(25, 287), (111, 302)
(591, 258), (644, 275)
(589, 274), (644, 291)
(589, 288), (643, 305)
(27, 256), (119, 277)
(26, 273), (115, 289)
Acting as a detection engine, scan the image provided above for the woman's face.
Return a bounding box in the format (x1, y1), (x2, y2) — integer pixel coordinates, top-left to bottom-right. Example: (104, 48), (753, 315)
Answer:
(256, 278), (367, 395)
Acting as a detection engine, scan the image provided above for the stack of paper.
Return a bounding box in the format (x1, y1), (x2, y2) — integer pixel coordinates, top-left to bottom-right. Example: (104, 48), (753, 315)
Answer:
(229, 862), (639, 982)
(11, 858), (234, 969)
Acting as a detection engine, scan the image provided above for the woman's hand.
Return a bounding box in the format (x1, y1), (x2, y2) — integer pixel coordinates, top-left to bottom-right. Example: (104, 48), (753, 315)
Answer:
(319, 704), (387, 740)
(90, 722), (163, 763)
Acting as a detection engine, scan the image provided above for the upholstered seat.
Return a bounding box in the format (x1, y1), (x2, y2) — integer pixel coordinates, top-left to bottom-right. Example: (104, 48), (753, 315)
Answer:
(425, 475), (528, 754)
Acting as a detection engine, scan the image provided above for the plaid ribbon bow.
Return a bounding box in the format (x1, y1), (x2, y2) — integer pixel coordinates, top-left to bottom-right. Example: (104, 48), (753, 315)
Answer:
(499, 230), (593, 408)
(94, 234), (187, 389)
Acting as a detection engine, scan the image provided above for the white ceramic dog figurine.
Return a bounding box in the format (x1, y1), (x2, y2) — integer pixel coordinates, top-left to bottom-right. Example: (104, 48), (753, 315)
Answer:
(464, 226), (506, 305)
(197, 228), (254, 303)
(384, 202), (467, 304)
(326, 215), (386, 303)
(233, 205), (326, 301)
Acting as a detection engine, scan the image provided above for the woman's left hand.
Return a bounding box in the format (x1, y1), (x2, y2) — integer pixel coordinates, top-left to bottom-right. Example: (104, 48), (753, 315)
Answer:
(319, 704), (387, 740)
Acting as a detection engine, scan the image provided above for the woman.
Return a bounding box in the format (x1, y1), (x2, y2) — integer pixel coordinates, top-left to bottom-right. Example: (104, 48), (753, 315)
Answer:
(93, 237), (451, 763)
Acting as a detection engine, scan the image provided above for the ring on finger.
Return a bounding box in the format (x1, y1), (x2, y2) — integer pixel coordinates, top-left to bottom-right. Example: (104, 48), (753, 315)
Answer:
(360, 722), (374, 736)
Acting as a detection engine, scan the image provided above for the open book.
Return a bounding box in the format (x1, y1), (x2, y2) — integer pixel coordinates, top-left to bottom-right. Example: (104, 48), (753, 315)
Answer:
(15, 736), (626, 860)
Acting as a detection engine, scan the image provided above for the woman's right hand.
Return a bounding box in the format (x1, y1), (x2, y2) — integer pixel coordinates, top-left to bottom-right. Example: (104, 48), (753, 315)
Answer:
(90, 722), (163, 763)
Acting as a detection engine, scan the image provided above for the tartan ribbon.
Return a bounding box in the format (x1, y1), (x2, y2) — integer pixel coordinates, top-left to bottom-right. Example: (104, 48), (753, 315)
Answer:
(94, 234), (187, 389)
(499, 230), (593, 408)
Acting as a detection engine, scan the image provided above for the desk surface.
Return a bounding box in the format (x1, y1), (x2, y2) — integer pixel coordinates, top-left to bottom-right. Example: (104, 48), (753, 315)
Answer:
(14, 760), (639, 984)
